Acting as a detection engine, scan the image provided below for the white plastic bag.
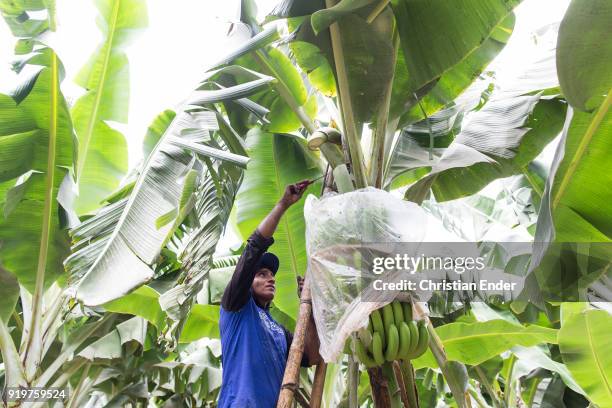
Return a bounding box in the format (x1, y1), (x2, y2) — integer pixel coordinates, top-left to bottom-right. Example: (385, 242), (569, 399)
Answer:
(304, 188), (428, 362)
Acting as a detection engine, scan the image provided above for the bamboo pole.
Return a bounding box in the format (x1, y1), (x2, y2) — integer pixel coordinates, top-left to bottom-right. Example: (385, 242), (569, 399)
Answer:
(277, 279), (313, 408)
(310, 362), (328, 408)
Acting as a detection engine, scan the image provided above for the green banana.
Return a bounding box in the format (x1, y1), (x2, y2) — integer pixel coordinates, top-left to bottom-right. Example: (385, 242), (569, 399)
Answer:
(357, 327), (372, 352)
(354, 337), (376, 368)
(370, 309), (386, 348)
(366, 320), (374, 353)
(392, 300), (404, 328)
(402, 301), (412, 322)
(407, 320), (418, 353)
(398, 321), (412, 359)
(384, 324), (399, 361)
(410, 320), (429, 358)
(372, 332), (385, 366)
(382, 304), (394, 334)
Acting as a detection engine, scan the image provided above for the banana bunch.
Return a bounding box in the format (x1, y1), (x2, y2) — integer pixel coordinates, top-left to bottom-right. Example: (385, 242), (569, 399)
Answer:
(350, 301), (429, 367)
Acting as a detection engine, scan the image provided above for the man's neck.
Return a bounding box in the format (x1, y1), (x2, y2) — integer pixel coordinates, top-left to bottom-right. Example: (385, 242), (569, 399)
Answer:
(254, 296), (271, 310)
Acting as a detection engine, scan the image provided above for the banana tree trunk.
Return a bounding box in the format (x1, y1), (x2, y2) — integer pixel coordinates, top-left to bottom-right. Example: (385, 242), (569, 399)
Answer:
(368, 367), (392, 407)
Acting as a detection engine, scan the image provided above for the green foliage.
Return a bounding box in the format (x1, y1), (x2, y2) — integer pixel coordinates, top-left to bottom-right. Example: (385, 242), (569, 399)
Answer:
(103, 285), (166, 329)
(72, 0), (148, 215)
(392, 0), (520, 93)
(181, 304), (221, 342)
(559, 309), (612, 408)
(556, 0), (612, 112)
(413, 320), (558, 368)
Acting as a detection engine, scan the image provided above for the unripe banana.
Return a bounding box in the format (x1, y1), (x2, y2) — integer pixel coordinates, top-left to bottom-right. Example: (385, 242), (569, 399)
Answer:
(398, 321), (411, 360)
(407, 320), (418, 353)
(370, 309), (386, 348)
(392, 300), (404, 328)
(357, 327), (372, 352)
(372, 332), (385, 366)
(382, 304), (394, 334)
(366, 320), (374, 353)
(402, 301), (413, 322)
(411, 320), (430, 358)
(384, 324), (399, 361)
(353, 337), (376, 368)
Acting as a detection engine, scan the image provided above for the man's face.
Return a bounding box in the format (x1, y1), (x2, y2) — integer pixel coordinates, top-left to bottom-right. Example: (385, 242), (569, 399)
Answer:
(252, 268), (275, 304)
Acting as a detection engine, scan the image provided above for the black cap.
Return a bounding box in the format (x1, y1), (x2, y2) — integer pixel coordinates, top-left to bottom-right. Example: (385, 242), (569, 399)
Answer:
(255, 252), (280, 275)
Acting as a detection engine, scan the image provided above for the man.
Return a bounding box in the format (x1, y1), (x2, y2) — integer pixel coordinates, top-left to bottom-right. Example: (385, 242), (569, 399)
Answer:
(218, 181), (321, 408)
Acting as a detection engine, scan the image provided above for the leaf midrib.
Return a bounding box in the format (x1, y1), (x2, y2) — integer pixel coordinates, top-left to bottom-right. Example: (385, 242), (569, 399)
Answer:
(272, 137), (300, 301)
(584, 312), (612, 398)
(76, 0), (121, 180)
(552, 89), (611, 209)
(441, 327), (556, 346)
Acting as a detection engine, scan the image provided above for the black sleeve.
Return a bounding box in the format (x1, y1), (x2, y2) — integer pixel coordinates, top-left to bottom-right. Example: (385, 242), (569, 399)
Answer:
(221, 229), (274, 312)
(284, 328), (310, 367)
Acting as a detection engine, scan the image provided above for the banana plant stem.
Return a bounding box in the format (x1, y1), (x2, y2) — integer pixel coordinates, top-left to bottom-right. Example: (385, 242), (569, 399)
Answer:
(413, 301), (469, 408)
(325, 0), (368, 189)
(475, 365), (501, 408)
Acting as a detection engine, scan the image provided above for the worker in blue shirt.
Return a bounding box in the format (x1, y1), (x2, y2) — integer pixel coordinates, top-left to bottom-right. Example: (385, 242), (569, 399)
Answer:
(218, 181), (321, 408)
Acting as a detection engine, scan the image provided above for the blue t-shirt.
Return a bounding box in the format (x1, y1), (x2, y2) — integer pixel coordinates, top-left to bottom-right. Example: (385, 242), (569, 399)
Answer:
(218, 294), (288, 408)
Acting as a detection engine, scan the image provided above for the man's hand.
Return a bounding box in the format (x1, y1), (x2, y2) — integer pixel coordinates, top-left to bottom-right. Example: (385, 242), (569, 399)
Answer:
(279, 180), (309, 208)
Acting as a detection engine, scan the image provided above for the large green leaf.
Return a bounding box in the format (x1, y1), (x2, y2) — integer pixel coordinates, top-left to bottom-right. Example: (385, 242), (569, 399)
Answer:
(559, 309), (612, 408)
(556, 0), (612, 112)
(392, 0), (520, 93)
(336, 11), (395, 125)
(235, 129), (322, 319)
(66, 109), (247, 306)
(413, 320), (558, 368)
(0, 94), (41, 181)
(289, 41), (336, 97)
(544, 99), (612, 242)
(403, 95), (566, 202)
(103, 285), (165, 329)
(72, 0), (147, 214)
(180, 304), (220, 342)
(519, 6), (612, 310)
(0, 266), (19, 323)
(512, 346), (584, 396)
(0, 70), (75, 292)
(78, 316), (148, 361)
(394, 13), (516, 124)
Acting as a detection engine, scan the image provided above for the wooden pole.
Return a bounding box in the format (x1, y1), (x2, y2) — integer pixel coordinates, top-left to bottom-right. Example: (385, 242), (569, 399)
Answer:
(277, 279), (313, 408)
(310, 362), (328, 408)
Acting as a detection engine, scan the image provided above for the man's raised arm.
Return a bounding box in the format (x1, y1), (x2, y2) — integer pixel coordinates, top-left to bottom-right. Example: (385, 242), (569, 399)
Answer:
(220, 182), (309, 311)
